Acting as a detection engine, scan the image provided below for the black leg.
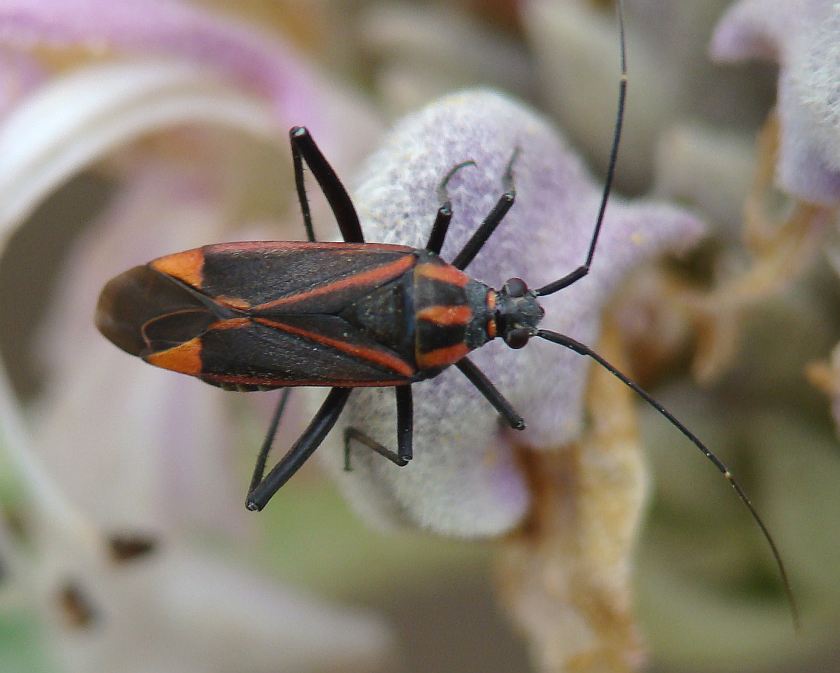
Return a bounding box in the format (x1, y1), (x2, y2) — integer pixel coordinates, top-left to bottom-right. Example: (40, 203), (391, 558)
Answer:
(451, 148), (519, 271)
(247, 388), (292, 494)
(344, 385), (413, 469)
(290, 134), (316, 243)
(535, 1), (627, 297)
(289, 127), (364, 244)
(455, 358), (525, 430)
(246, 387), (351, 511)
(426, 160), (476, 255)
(395, 385), (413, 461)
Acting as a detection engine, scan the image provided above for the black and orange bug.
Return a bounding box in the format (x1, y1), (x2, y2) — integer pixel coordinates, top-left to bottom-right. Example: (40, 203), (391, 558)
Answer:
(95, 1), (797, 624)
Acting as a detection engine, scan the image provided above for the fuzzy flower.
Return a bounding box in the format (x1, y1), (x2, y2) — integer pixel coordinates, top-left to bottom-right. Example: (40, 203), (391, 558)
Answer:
(3, 1), (839, 673)
(320, 89), (705, 538)
(712, 0), (840, 204)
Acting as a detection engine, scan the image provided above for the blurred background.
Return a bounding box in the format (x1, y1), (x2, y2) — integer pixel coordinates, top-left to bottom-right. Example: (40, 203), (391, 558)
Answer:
(0, 1), (838, 672)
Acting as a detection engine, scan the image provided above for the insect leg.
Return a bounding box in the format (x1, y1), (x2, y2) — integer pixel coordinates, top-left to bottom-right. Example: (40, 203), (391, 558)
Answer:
(289, 126), (365, 243)
(451, 148), (519, 271)
(344, 429), (407, 469)
(246, 387), (351, 511)
(344, 385), (413, 469)
(455, 357), (525, 430)
(247, 388), (292, 495)
(535, 0), (627, 297)
(426, 160), (476, 255)
(395, 385), (413, 461)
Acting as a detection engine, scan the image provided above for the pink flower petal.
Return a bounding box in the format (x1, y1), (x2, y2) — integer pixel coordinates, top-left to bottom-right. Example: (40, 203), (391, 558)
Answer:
(0, 0), (381, 152)
(0, 0), (313, 117)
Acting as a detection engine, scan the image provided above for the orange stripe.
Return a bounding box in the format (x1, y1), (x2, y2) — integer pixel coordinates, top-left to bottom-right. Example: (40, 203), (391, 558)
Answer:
(486, 291), (497, 339)
(254, 255), (415, 311)
(146, 338), (202, 375)
(151, 248), (204, 288)
(417, 343), (469, 369)
(216, 296), (251, 310)
(415, 262), (469, 287)
(255, 318), (415, 377)
(417, 305), (472, 326)
(209, 318), (251, 330)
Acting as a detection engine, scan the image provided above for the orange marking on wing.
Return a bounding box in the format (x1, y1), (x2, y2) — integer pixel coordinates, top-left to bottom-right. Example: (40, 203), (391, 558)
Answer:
(417, 343), (469, 369)
(151, 249), (204, 288)
(417, 305), (472, 326)
(415, 262), (469, 287)
(216, 296), (251, 310)
(254, 254), (415, 311)
(209, 318), (251, 330)
(255, 318), (415, 378)
(146, 338), (202, 375)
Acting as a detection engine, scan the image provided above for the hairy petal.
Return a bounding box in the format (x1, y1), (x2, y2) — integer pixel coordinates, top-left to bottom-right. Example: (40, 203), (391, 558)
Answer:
(319, 90), (705, 537)
(712, 0), (840, 203)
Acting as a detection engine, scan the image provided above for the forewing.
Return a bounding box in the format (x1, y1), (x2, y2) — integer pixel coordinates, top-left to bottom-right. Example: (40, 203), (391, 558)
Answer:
(150, 241), (416, 313)
(189, 315), (415, 387)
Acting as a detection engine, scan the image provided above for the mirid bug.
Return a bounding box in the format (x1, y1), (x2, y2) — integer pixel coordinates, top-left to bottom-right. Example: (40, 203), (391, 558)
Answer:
(95, 1), (797, 624)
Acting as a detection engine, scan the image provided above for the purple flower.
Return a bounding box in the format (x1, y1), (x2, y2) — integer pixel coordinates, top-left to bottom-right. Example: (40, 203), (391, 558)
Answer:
(7, 1), (821, 670)
(321, 90), (705, 536)
(712, 0), (840, 204)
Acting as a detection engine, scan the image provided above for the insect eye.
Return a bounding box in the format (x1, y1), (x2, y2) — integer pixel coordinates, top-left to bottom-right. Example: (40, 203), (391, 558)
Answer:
(504, 278), (528, 298)
(504, 328), (531, 349)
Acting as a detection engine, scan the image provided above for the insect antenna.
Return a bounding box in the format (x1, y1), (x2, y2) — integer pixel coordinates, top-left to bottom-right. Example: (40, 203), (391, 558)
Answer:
(535, 329), (800, 630)
(536, 0), (628, 298)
